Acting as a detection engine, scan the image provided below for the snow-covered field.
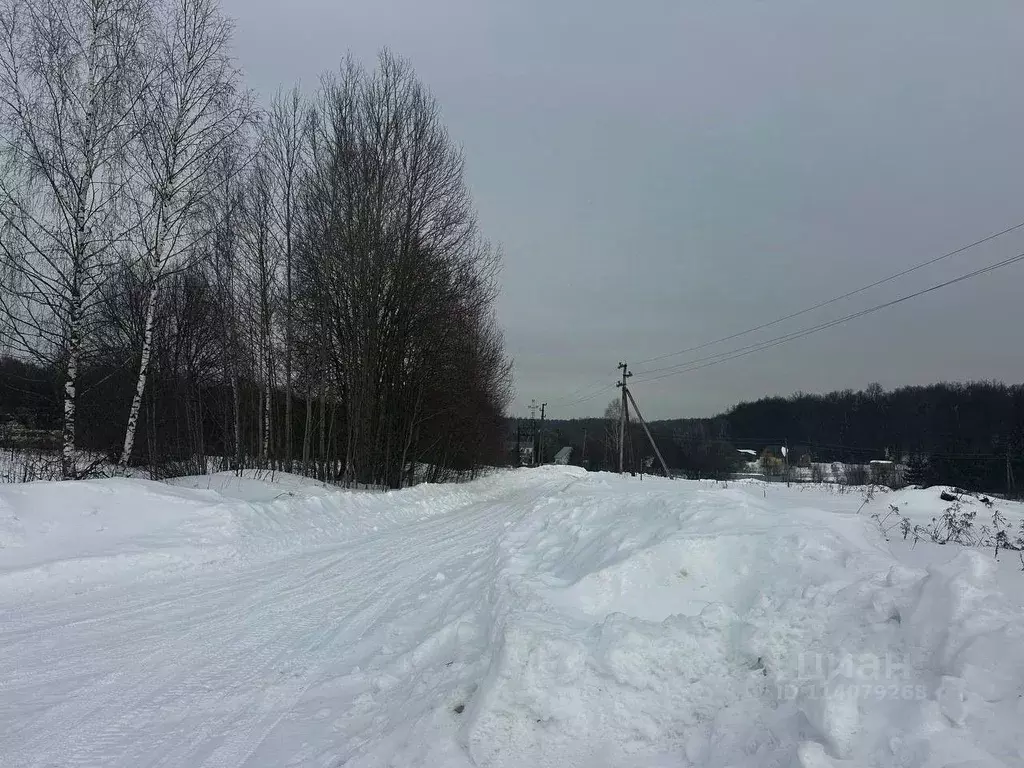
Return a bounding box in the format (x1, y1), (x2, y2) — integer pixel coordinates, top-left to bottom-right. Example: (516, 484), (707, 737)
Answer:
(1, 470), (1022, 767)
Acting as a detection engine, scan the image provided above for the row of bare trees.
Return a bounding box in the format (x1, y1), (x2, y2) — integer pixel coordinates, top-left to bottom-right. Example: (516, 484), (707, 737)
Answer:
(0, 0), (512, 485)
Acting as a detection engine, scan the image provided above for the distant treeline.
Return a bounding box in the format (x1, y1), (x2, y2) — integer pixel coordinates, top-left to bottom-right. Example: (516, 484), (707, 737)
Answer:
(523, 381), (1024, 493)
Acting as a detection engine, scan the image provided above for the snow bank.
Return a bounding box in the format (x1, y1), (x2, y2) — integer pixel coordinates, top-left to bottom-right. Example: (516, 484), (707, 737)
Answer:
(1, 469), (1022, 766)
(0, 478), (237, 595)
(886, 485), (1024, 535)
(0, 468), (539, 600)
(461, 479), (1024, 767)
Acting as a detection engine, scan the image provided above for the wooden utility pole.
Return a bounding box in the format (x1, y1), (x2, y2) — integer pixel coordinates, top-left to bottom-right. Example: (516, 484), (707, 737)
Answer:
(529, 399), (539, 466)
(617, 362), (632, 474)
(624, 386), (672, 479)
(1007, 447), (1016, 495)
(581, 427), (588, 468)
(539, 402), (547, 464)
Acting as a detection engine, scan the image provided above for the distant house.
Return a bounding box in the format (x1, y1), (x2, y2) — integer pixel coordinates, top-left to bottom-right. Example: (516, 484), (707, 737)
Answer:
(869, 459), (901, 486)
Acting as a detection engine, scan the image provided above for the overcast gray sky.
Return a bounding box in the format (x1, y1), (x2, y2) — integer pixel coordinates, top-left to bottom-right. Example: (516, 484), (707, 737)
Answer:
(222, 0), (1024, 420)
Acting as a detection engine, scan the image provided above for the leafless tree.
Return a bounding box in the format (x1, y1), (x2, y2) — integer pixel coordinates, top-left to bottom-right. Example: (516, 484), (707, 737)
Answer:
(263, 86), (306, 470)
(119, 0), (249, 467)
(0, 0), (149, 478)
(238, 152), (278, 467)
(204, 138), (248, 469)
(295, 51), (511, 487)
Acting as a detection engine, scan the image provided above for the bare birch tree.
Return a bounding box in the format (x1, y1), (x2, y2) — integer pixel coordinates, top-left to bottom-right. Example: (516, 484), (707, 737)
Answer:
(238, 152), (277, 467)
(0, 0), (148, 478)
(202, 136), (247, 469)
(119, 0), (248, 466)
(264, 86), (306, 469)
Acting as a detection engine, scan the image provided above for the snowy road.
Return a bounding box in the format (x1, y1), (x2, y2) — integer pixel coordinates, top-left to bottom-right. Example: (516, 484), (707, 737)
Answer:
(2, 469), (1023, 766)
(2, 471), (582, 767)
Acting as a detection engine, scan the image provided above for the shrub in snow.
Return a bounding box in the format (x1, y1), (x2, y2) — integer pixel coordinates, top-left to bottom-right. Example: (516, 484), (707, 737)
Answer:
(855, 484), (877, 515)
(873, 491), (1024, 561)
(934, 499), (978, 546)
(870, 504), (906, 541)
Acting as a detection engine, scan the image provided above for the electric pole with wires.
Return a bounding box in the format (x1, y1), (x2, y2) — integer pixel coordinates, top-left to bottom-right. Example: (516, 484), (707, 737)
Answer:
(617, 362), (672, 479)
(528, 400), (539, 466)
(617, 363), (632, 473)
(539, 402), (547, 464)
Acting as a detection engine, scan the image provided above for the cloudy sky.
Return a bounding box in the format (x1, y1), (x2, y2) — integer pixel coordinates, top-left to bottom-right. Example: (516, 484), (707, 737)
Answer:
(222, 0), (1024, 420)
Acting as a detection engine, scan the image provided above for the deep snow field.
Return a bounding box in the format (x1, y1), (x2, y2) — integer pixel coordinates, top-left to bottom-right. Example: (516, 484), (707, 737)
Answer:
(1, 468), (1023, 767)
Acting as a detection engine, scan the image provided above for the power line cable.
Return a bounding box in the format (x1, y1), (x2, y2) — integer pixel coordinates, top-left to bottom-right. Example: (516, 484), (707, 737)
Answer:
(558, 383), (617, 409)
(551, 219), (1024, 412)
(548, 372), (618, 406)
(633, 219), (1024, 368)
(632, 250), (1024, 385)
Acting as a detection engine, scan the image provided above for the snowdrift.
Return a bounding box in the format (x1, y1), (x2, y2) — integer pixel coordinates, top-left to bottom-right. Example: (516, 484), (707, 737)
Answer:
(460, 481), (1024, 768)
(1, 469), (1022, 767)
(0, 470), (520, 597)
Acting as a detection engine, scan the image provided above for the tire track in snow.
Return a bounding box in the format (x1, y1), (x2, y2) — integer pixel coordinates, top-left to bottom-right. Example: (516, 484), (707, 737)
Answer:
(213, 475), (584, 768)
(1, 471), (580, 768)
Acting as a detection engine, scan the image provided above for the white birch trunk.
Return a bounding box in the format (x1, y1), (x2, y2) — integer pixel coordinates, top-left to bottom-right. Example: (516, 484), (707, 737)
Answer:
(62, 299), (80, 480)
(120, 281), (159, 466)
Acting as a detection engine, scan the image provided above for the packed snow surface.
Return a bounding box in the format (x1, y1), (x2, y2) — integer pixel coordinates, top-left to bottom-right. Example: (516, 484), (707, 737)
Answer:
(1, 469), (1022, 766)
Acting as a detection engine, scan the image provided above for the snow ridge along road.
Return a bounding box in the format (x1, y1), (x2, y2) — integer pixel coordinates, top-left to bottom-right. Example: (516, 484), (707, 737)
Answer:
(1, 468), (1022, 767)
